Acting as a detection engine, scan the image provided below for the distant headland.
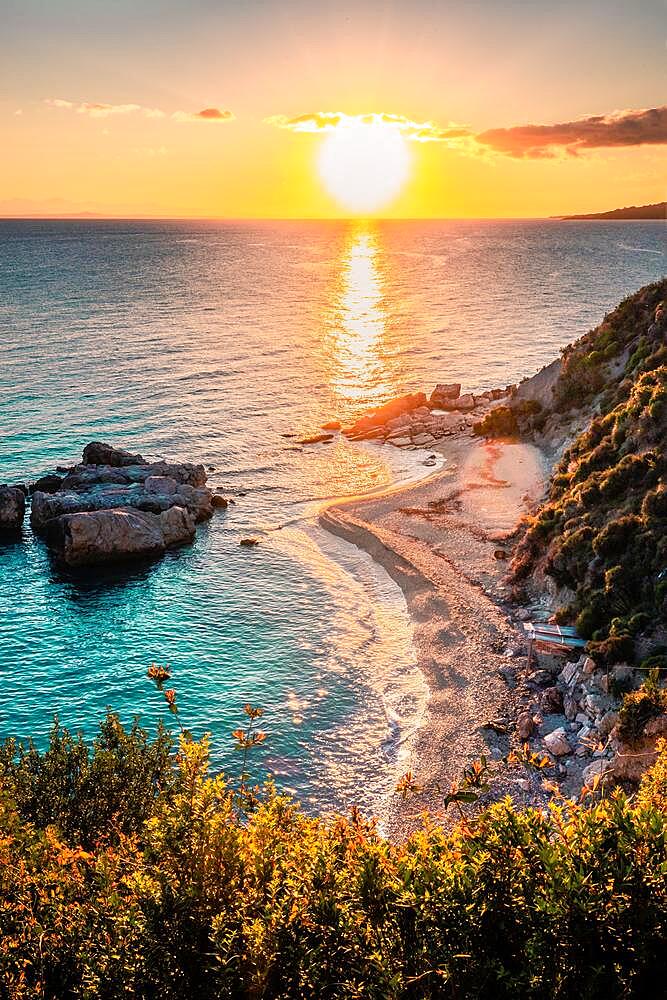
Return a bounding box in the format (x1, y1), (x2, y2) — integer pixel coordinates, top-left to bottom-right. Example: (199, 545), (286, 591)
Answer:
(559, 201), (666, 221)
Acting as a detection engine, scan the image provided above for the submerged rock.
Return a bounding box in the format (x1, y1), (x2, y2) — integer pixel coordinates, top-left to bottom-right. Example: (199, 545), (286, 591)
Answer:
(298, 433), (335, 445)
(0, 486), (26, 533)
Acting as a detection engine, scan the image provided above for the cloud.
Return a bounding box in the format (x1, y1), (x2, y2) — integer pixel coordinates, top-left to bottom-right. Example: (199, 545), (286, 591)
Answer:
(171, 107), (234, 122)
(476, 106), (667, 158)
(265, 111), (470, 145)
(45, 99), (233, 123)
(267, 106), (667, 160)
(45, 98), (164, 119)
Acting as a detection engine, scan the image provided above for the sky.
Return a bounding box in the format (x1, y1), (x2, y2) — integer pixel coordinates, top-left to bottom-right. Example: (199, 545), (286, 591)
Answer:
(1, 0), (666, 218)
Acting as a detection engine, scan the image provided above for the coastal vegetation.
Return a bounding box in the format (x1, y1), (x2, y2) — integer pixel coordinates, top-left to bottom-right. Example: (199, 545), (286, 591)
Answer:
(503, 279), (666, 656)
(1, 711), (666, 998)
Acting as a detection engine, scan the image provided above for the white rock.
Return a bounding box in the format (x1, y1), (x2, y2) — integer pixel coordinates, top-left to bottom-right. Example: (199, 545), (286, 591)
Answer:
(544, 727), (572, 757)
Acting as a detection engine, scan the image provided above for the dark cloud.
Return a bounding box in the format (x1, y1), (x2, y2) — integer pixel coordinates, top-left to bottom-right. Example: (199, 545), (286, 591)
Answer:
(476, 106), (667, 158)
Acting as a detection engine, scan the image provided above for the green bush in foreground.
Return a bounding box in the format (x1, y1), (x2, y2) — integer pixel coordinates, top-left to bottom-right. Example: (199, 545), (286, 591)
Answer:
(1, 713), (666, 999)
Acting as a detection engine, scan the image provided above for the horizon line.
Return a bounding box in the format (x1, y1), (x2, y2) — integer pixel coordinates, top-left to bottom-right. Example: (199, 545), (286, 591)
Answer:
(1, 213), (664, 223)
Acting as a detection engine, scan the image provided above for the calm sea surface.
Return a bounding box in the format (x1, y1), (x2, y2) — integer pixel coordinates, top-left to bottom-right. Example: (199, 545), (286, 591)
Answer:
(0, 219), (664, 816)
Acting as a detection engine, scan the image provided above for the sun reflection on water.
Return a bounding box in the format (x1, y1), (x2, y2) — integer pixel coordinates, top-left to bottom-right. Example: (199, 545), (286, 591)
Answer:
(326, 225), (397, 405)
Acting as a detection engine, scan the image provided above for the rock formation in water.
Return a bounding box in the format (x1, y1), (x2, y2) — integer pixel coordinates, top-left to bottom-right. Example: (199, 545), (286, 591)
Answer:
(0, 485), (26, 533)
(337, 385), (513, 447)
(30, 442), (216, 566)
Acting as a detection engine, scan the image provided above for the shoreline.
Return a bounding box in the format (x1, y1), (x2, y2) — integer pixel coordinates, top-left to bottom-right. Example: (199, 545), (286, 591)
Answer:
(320, 429), (549, 839)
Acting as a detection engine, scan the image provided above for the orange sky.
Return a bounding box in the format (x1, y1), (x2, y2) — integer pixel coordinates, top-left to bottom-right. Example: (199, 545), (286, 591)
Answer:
(1, 1), (665, 218)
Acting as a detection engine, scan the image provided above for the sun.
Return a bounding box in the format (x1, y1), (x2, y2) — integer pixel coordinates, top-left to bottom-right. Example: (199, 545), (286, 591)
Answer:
(318, 121), (410, 214)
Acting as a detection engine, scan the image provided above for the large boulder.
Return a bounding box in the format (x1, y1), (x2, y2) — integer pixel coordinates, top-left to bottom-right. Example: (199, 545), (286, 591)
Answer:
(81, 441), (146, 467)
(31, 481), (213, 533)
(430, 383), (461, 407)
(44, 506), (195, 567)
(0, 486), (25, 533)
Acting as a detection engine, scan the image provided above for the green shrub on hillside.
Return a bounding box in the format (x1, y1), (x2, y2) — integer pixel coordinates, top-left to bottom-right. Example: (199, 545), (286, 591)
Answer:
(0, 714), (666, 999)
(512, 281), (667, 645)
(473, 399), (542, 438)
(617, 670), (667, 743)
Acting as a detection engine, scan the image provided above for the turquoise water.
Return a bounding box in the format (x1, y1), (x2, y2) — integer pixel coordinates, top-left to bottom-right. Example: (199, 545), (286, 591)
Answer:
(0, 218), (664, 815)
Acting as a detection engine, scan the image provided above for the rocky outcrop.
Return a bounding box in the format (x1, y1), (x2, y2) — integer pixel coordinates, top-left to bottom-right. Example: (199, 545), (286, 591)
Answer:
(81, 441), (146, 467)
(0, 486), (25, 533)
(44, 506), (195, 567)
(31, 480), (213, 531)
(30, 442), (216, 566)
(430, 383), (461, 407)
(337, 385), (512, 449)
(343, 392), (428, 439)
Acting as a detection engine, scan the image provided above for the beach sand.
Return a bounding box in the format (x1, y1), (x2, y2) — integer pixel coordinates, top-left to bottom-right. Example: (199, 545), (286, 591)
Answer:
(320, 429), (549, 839)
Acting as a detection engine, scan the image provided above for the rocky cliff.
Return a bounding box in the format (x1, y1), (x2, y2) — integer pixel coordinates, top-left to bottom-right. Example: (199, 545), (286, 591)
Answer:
(504, 279), (666, 657)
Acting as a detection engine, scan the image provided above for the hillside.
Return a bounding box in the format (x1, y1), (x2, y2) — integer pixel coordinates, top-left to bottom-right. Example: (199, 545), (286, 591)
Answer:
(561, 202), (666, 220)
(477, 279), (667, 656)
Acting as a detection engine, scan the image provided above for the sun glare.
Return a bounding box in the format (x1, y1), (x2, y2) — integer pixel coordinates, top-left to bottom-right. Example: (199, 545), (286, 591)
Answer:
(318, 121), (410, 214)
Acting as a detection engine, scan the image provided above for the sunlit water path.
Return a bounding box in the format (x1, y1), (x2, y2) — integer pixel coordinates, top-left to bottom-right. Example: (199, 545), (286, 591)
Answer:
(0, 219), (664, 817)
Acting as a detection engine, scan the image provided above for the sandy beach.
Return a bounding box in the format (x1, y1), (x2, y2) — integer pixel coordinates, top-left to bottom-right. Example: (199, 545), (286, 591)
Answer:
(321, 429), (549, 839)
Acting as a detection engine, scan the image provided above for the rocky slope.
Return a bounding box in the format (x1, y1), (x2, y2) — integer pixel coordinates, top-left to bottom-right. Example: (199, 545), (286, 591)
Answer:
(474, 279), (667, 789)
(505, 279), (666, 652)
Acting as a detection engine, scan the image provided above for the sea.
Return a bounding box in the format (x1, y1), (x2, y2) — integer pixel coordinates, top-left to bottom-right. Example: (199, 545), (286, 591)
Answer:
(0, 218), (664, 818)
